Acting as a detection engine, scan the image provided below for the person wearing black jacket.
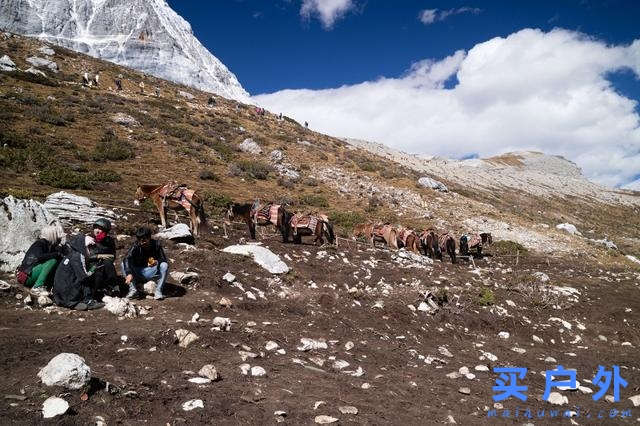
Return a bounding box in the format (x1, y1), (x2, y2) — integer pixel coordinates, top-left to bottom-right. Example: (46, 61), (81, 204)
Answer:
(87, 218), (119, 297)
(17, 224), (66, 296)
(52, 234), (104, 310)
(121, 227), (169, 300)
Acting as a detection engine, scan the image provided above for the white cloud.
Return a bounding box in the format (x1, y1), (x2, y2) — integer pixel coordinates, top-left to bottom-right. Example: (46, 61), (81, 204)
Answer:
(419, 7), (482, 25)
(253, 29), (640, 188)
(300, 0), (354, 29)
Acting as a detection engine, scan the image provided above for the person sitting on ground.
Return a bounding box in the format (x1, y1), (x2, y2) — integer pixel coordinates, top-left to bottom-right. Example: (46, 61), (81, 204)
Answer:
(87, 218), (119, 297)
(52, 234), (104, 311)
(16, 224), (66, 296)
(121, 227), (169, 300)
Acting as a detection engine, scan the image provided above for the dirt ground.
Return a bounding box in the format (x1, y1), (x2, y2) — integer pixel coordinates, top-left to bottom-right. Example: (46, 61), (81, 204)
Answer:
(1, 222), (639, 425)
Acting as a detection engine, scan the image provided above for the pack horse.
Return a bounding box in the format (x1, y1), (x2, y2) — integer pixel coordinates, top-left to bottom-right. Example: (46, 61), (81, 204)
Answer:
(134, 182), (207, 237)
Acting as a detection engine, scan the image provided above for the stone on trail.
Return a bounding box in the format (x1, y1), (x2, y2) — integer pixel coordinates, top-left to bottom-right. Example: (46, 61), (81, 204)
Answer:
(188, 377), (210, 384)
(37, 295), (53, 307)
(222, 245), (289, 274)
(265, 341), (279, 351)
(546, 392), (568, 405)
(223, 272), (236, 283)
(154, 224), (192, 241)
(458, 387), (471, 395)
(339, 405), (358, 415)
(143, 281), (156, 296)
(239, 363), (250, 375)
(497, 331), (510, 339)
(103, 296), (138, 318)
(219, 297), (233, 308)
(315, 415), (339, 424)
(438, 346), (453, 358)
(629, 394), (640, 407)
(418, 176), (448, 192)
(297, 338), (328, 351)
(239, 138), (262, 154)
(212, 317), (231, 331)
(0, 54), (16, 71)
(170, 271), (199, 284)
(175, 329), (199, 348)
(42, 396), (69, 418)
(38, 353), (91, 390)
(199, 364), (219, 381)
(0, 196), (58, 272)
(44, 192), (117, 225)
(251, 366), (267, 377)
(182, 399), (204, 411)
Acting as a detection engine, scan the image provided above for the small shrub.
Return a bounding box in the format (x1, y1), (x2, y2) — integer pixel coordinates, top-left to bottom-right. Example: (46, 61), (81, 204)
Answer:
(278, 177), (295, 189)
(299, 194), (329, 208)
(37, 166), (94, 189)
(33, 104), (69, 126)
(492, 240), (528, 256)
(231, 160), (273, 180)
(303, 177), (318, 187)
(356, 159), (378, 172)
(92, 131), (134, 161)
(379, 168), (402, 179)
(478, 288), (495, 306)
(329, 211), (365, 234)
(202, 191), (232, 214)
(6, 70), (59, 87)
(89, 170), (121, 183)
(199, 170), (220, 181)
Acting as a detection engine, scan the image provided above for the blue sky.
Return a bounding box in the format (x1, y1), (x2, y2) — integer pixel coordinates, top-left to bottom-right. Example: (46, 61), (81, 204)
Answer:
(168, 1), (640, 189)
(169, 0), (639, 96)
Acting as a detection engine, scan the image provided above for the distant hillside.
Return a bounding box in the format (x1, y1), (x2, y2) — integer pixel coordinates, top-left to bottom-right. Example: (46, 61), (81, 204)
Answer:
(1, 33), (639, 261)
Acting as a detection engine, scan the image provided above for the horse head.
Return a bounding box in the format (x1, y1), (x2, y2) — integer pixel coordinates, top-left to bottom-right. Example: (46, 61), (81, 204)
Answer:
(133, 186), (147, 206)
(225, 202), (235, 221)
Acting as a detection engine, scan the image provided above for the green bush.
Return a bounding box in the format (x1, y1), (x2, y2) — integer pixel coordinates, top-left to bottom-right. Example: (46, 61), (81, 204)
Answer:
(89, 170), (121, 183)
(492, 240), (528, 256)
(37, 166), (94, 189)
(202, 191), (232, 214)
(231, 160), (273, 180)
(33, 104), (71, 126)
(197, 137), (234, 160)
(199, 170), (220, 181)
(92, 131), (134, 161)
(356, 159), (378, 172)
(298, 194), (329, 208)
(478, 288), (495, 306)
(329, 211), (365, 234)
(6, 70), (59, 87)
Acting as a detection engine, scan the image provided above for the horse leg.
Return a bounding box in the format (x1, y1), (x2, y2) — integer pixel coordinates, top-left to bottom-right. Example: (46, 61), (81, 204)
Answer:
(247, 219), (256, 240)
(189, 207), (198, 237)
(156, 199), (167, 229)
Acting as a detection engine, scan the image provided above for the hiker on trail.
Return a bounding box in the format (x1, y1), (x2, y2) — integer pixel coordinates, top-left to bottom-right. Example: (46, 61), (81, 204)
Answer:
(87, 218), (119, 297)
(208, 96), (216, 106)
(92, 71), (100, 87)
(278, 112), (282, 120)
(304, 121), (309, 128)
(115, 74), (123, 91)
(16, 224), (66, 296)
(82, 72), (90, 86)
(121, 226), (169, 300)
(139, 81), (145, 94)
(52, 234), (105, 311)
(155, 87), (160, 97)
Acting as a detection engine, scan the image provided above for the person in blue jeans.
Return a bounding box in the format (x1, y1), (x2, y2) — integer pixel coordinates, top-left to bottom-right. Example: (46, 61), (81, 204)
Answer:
(121, 227), (169, 300)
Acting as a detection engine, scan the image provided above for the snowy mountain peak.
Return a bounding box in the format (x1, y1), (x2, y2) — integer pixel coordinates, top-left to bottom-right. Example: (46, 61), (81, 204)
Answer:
(0, 0), (249, 101)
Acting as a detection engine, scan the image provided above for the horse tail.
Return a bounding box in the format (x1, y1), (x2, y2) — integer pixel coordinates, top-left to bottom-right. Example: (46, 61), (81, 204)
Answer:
(280, 208), (291, 243)
(324, 221), (335, 245)
(448, 237), (456, 263)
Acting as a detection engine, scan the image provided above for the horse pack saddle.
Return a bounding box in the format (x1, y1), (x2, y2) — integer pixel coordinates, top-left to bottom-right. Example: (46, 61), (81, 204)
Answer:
(290, 214), (319, 235)
(439, 233), (453, 252)
(373, 223), (392, 238)
(157, 182), (194, 211)
(253, 204), (280, 226)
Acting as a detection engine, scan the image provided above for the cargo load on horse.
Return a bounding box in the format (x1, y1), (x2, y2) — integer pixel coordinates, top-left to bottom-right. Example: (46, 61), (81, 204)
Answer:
(439, 232), (457, 263)
(353, 222), (398, 249)
(287, 212), (335, 245)
(225, 202), (289, 242)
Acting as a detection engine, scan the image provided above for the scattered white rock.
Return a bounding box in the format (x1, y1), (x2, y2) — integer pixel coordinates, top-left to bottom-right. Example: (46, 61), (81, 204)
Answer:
(0, 54), (16, 71)
(297, 338), (328, 351)
(418, 176), (448, 192)
(546, 392), (568, 405)
(42, 396), (69, 418)
(178, 90), (195, 100)
(103, 296), (138, 318)
(556, 223), (581, 236)
(38, 46), (55, 56)
(175, 329), (199, 348)
(532, 271), (550, 282)
(111, 112), (139, 127)
(239, 363), (251, 375)
(498, 331), (510, 339)
(339, 405), (358, 415)
(188, 377), (211, 384)
(212, 317), (231, 331)
(315, 415), (338, 424)
(438, 346), (453, 358)
(170, 271), (199, 284)
(458, 387), (471, 395)
(182, 399), (204, 411)
(628, 394), (640, 407)
(223, 272), (236, 283)
(532, 335), (544, 344)
(38, 353), (91, 390)
(199, 364), (219, 381)
(475, 365), (489, 372)
(344, 341), (354, 351)
(26, 56), (58, 72)
(250, 366), (267, 377)
(265, 341), (279, 351)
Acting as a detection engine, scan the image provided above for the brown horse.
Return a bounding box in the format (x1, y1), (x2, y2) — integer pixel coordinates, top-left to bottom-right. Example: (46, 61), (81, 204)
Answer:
(225, 202), (289, 242)
(460, 233), (492, 257)
(353, 222), (398, 249)
(134, 182), (207, 237)
(287, 212), (335, 245)
(439, 232), (457, 263)
(419, 229), (441, 259)
(396, 227), (421, 254)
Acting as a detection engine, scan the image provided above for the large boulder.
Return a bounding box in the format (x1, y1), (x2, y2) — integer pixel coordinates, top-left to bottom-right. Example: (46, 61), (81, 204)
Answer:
(0, 196), (58, 272)
(42, 396), (69, 419)
(556, 223), (581, 236)
(0, 54), (16, 71)
(239, 138), (262, 155)
(418, 176), (448, 192)
(37, 353), (91, 390)
(154, 223), (193, 242)
(25, 56), (58, 72)
(43, 192), (117, 225)
(222, 244), (289, 274)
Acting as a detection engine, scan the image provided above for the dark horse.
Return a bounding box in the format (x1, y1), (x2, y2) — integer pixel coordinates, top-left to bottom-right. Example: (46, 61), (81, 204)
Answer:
(225, 202), (289, 242)
(460, 232), (493, 257)
(286, 212), (335, 245)
(419, 229), (442, 260)
(439, 233), (457, 264)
